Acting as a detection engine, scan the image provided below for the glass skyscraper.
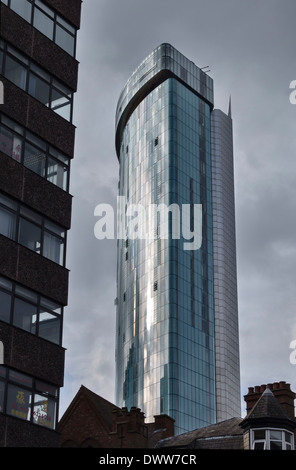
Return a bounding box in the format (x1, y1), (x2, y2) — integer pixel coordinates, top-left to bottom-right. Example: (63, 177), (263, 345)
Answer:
(115, 43), (240, 435)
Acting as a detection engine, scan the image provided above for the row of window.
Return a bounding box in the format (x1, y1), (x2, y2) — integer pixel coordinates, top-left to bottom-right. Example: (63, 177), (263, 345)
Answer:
(0, 114), (70, 191)
(251, 428), (294, 450)
(0, 40), (73, 122)
(0, 366), (58, 430)
(1, 0), (77, 57)
(0, 192), (66, 266)
(0, 275), (63, 345)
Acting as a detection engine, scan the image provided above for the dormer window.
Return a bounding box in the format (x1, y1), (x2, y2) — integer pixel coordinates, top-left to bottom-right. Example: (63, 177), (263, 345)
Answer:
(251, 428), (294, 450)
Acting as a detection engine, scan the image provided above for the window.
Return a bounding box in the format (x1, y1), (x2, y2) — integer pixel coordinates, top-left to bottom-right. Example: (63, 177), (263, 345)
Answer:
(2, 0), (77, 57)
(0, 115), (70, 191)
(0, 41), (73, 122)
(0, 366), (58, 429)
(0, 275), (63, 345)
(0, 192), (66, 266)
(251, 428), (295, 450)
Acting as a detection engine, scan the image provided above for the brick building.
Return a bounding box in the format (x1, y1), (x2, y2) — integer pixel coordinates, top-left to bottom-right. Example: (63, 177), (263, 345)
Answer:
(0, 0), (81, 446)
(58, 385), (175, 448)
(58, 381), (296, 450)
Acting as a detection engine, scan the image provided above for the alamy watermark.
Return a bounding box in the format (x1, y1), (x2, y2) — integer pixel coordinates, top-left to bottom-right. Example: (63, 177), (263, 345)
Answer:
(94, 196), (202, 250)
(289, 80), (296, 104)
(290, 339), (296, 365)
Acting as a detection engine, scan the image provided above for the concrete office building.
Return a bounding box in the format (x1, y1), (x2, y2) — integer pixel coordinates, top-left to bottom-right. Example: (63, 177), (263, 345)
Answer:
(0, 0), (81, 446)
(114, 43), (240, 434)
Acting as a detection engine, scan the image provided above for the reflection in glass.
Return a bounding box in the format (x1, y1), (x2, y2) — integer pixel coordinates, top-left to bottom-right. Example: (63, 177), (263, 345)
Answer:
(5, 56), (27, 90)
(55, 25), (75, 56)
(24, 142), (46, 176)
(33, 394), (56, 429)
(18, 218), (41, 253)
(7, 384), (32, 421)
(13, 298), (37, 334)
(10, 0), (32, 22)
(43, 231), (64, 264)
(47, 158), (68, 190)
(33, 8), (54, 40)
(0, 290), (11, 323)
(0, 206), (16, 239)
(39, 310), (60, 344)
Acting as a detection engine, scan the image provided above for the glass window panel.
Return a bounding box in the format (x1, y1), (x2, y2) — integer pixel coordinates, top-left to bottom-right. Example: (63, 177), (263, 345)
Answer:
(28, 73), (50, 106)
(13, 297), (37, 334)
(0, 381), (4, 413)
(47, 157), (68, 190)
(35, 0), (54, 18)
(24, 142), (46, 176)
(1, 116), (24, 135)
(39, 310), (61, 344)
(10, 0), (32, 22)
(0, 276), (12, 291)
(7, 384), (32, 421)
(33, 393), (56, 429)
(285, 432), (292, 444)
(53, 102), (71, 121)
(30, 63), (50, 82)
(7, 45), (28, 64)
(26, 131), (46, 150)
(56, 15), (75, 34)
(20, 205), (42, 225)
(0, 290), (11, 323)
(44, 220), (64, 238)
(253, 442), (265, 450)
(18, 218), (41, 254)
(1, 0), (8, 6)
(9, 369), (32, 387)
(40, 297), (61, 315)
(270, 441), (282, 450)
(15, 285), (37, 303)
(49, 147), (69, 165)
(270, 430), (282, 440)
(0, 125), (14, 157)
(35, 380), (58, 397)
(33, 8), (54, 40)
(0, 194), (17, 211)
(0, 206), (16, 240)
(43, 232), (64, 264)
(55, 25), (75, 56)
(253, 429), (266, 440)
(5, 55), (27, 90)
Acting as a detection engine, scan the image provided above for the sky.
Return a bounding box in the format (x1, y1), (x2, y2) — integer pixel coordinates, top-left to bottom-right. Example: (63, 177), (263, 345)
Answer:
(59, 0), (296, 419)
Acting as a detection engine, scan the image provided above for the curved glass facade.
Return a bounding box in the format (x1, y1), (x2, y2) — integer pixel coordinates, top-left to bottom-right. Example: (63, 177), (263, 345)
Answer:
(115, 44), (239, 434)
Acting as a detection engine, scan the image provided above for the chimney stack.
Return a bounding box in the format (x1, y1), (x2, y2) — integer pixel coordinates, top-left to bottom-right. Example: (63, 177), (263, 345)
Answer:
(244, 381), (296, 419)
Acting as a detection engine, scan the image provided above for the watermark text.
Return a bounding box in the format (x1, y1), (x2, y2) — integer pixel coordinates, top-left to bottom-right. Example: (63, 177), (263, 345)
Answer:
(289, 80), (296, 104)
(290, 340), (296, 365)
(94, 197), (202, 250)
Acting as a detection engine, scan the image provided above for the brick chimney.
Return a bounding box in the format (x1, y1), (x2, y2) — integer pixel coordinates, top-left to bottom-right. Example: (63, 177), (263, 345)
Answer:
(244, 381), (296, 419)
(110, 407), (148, 448)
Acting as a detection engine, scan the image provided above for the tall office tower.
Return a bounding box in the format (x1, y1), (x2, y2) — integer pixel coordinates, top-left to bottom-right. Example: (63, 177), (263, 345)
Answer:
(211, 106), (241, 422)
(114, 44), (240, 434)
(115, 44), (240, 435)
(0, 0), (81, 446)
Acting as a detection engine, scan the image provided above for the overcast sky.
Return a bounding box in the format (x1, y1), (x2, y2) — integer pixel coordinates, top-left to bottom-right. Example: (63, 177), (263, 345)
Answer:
(59, 0), (296, 419)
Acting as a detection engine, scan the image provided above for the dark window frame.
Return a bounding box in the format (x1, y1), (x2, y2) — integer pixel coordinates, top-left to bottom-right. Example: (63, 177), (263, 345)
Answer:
(1, 0), (77, 57)
(0, 365), (59, 430)
(0, 40), (74, 122)
(0, 114), (71, 192)
(0, 275), (63, 345)
(0, 192), (67, 267)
